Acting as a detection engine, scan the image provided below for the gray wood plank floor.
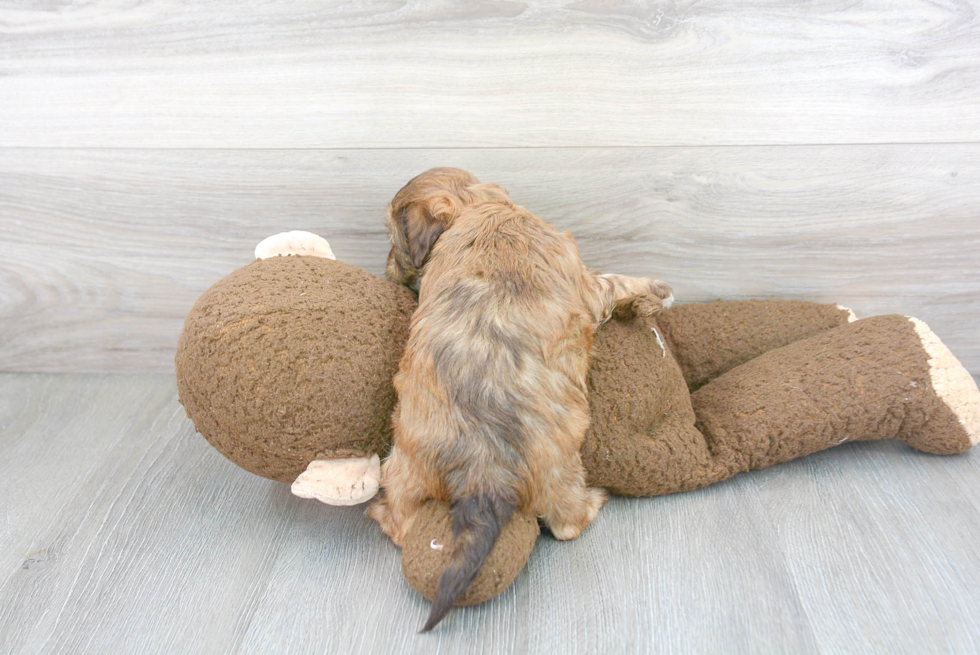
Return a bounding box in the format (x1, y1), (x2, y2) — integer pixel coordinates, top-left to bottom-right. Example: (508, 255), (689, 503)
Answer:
(3, 373), (980, 654)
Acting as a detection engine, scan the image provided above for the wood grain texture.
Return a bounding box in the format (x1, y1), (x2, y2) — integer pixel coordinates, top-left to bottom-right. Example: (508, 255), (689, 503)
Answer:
(1, 145), (977, 374)
(2, 373), (980, 654)
(753, 442), (980, 654)
(1, 1), (979, 148)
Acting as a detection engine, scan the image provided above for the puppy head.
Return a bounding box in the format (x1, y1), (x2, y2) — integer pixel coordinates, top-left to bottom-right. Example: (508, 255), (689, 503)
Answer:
(386, 167), (510, 291)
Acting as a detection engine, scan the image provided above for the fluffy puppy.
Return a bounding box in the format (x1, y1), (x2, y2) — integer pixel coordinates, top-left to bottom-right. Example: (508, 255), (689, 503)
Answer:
(370, 171), (673, 632)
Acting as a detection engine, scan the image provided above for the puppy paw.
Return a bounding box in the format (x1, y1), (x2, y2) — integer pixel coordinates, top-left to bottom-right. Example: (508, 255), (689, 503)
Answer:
(549, 522), (585, 541)
(547, 488), (609, 541)
(631, 295), (665, 317)
(366, 496), (419, 547)
(366, 498), (398, 544)
(647, 279), (674, 305)
(586, 487), (609, 524)
(630, 279), (673, 316)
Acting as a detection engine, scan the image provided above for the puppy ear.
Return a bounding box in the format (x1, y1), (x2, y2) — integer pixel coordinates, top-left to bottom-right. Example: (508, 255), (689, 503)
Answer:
(407, 220), (445, 269)
(400, 198), (453, 269)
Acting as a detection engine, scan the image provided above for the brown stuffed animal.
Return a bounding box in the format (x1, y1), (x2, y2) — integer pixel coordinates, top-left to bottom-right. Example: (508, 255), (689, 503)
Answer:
(175, 233), (980, 609)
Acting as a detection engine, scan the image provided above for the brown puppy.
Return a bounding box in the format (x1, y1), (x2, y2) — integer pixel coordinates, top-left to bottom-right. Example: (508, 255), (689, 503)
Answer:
(369, 170), (673, 632)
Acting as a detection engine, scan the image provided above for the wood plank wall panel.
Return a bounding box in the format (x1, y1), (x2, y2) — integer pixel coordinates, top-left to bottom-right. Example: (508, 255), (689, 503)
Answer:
(1, 1), (979, 148)
(1, 145), (977, 374)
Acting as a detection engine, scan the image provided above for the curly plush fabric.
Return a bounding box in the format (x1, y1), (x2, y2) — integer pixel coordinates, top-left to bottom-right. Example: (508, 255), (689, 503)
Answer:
(176, 256), (416, 482)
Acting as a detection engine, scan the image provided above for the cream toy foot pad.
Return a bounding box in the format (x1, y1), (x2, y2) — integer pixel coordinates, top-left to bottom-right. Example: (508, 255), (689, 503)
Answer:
(255, 231), (336, 260)
(909, 317), (980, 446)
(837, 304), (858, 322)
(291, 454), (382, 506)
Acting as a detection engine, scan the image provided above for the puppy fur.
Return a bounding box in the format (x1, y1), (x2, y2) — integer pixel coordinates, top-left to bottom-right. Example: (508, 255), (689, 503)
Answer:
(369, 169), (673, 631)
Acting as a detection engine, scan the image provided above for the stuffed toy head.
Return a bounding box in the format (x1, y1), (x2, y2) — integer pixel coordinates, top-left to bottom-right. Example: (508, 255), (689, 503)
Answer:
(176, 235), (416, 504)
(175, 232), (980, 614)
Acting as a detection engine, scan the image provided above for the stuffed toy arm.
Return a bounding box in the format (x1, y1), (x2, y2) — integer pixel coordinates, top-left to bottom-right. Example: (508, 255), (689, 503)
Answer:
(654, 299), (856, 392)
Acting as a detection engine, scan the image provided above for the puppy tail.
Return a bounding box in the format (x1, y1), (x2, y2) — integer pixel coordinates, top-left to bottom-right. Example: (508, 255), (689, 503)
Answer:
(419, 493), (516, 633)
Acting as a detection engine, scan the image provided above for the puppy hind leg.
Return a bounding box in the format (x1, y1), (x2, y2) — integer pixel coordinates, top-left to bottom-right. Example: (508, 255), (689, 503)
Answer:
(537, 457), (609, 541)
(589, 273), (674, 324)
(366, 448), (428, 547)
